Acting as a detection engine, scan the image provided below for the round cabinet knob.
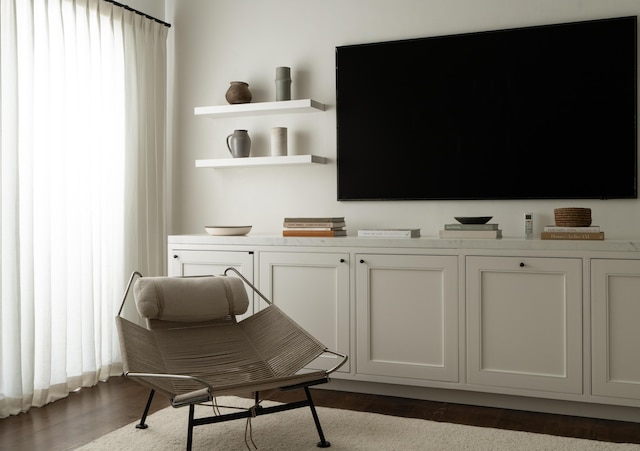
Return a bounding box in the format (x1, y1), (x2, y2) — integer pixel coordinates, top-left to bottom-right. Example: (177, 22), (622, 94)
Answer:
(173, 255), (179, 259)
(360, 259), (365, 264)
(340, 258), (345, 263)
(519, 262), (525, 267)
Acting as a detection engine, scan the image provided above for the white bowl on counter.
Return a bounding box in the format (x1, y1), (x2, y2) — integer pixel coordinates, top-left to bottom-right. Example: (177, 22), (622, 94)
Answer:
(204, 226), (252, 236)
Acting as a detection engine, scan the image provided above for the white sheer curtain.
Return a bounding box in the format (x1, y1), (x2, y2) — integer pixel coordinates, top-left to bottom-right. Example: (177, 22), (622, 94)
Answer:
(0, 0), (168, 418)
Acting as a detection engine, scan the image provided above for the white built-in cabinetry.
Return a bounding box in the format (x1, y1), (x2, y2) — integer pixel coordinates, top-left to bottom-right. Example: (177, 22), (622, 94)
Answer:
(169, 249), (255, 321)
(168, 235), (640, 422)
(258, 251), (350, 373)
(591, 259), (640, 401)
(466, 256), (583, 394)
(355, 253), (459, 383)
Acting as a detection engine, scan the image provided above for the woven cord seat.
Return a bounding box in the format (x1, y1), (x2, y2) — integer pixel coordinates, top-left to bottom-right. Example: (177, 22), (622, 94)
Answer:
(116, 269), (347, 450)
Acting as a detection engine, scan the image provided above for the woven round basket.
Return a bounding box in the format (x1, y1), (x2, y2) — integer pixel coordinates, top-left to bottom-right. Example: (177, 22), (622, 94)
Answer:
(554, 207), (592, 227)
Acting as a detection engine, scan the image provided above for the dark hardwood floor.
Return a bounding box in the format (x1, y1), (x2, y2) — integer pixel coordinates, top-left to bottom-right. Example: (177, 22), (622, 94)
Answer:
(1, 376), (639, 450)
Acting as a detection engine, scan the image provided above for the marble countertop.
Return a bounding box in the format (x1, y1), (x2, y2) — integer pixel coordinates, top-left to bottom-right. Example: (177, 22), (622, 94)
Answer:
(168, 234), (640, 253)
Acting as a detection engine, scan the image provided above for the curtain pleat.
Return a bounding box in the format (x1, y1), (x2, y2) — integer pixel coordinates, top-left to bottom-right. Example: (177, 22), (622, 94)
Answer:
(0, 0), (167, 418)
(122, 10), (168, 279)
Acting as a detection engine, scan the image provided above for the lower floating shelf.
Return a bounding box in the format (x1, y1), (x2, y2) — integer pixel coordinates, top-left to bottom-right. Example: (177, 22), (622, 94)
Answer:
(195, 154), (327, 168)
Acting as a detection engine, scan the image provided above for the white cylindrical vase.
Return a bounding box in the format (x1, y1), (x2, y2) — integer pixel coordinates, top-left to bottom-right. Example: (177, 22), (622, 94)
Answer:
(271, 127), (288, 156)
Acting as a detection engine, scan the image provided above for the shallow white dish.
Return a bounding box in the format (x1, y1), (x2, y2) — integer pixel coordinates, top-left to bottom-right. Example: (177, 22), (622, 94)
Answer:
(205, 226), (252, 236)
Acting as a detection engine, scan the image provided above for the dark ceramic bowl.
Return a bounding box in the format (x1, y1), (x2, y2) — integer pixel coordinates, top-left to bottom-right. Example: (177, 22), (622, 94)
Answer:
(454, 216), (493, 225)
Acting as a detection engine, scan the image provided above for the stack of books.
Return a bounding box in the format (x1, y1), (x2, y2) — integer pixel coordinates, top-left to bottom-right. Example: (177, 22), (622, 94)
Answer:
(541, 225), (604, 241)
(282, 217), (347, 237)
(439, 222), (502, 239)
(357, 228), (421, 238)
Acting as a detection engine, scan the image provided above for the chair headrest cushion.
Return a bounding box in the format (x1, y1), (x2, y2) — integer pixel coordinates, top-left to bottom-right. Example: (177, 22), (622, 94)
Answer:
(133, 276), (249, 322)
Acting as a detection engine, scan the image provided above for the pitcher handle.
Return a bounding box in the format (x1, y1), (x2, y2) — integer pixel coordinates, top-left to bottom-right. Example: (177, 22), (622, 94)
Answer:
(226, 134), (234, 155)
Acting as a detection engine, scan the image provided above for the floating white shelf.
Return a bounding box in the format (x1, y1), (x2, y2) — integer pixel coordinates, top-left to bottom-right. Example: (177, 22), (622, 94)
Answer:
(195, 154), (327, 168)
(194, 99), (325, 118)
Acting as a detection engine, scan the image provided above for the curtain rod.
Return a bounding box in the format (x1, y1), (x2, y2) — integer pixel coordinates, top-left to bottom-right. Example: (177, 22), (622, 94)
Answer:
(102, 0), (172, 28)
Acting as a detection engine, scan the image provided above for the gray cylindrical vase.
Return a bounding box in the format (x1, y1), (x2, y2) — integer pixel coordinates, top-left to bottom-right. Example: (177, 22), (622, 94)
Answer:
(275, 66), (291, 101)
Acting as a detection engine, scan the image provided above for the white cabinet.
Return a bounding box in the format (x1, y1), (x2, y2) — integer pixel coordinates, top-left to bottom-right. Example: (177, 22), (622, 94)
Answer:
(592, 259), (640, 400)
(355, 254), (459, 383)
(167, 235), (640, 421)
(168, 249), (255, 320)
(258, 251), (350, 373)
(466, 256), (583, 395)
(169, 249), (253, 278)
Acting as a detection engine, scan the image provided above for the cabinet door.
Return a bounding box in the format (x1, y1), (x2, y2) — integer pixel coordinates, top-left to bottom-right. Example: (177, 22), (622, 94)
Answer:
(259, 251), (350, 373)
(356, 254), (458, 383)
(466, 256), (582, 394)
(592, 259), (640, 400)
(168, 249), (254, 319)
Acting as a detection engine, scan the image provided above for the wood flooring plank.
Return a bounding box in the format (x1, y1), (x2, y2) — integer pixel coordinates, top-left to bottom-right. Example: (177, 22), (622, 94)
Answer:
(1, 376), (640, 450)
(0, 377), (170, 451)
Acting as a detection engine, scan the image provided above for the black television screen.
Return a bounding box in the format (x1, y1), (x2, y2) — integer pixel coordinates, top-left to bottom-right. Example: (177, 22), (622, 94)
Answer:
(336, 16), (637, 201)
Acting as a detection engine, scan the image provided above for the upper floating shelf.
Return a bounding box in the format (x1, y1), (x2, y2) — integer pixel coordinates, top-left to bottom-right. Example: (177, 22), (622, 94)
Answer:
(194, 99), (326, 118)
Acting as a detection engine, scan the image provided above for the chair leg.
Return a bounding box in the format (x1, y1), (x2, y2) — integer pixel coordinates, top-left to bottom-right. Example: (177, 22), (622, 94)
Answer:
(136, 389), (155, 429)
(186, 404), (195, 451)
(304, 386), (331, 448)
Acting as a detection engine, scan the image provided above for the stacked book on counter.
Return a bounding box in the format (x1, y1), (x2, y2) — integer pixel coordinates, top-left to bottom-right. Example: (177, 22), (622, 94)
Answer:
(541, 225), (604, 241)
(283, 217), (347, 237)
(439, 222), (502, 239)
(543, 207), (604, 240)
(357, 228), (421, 238)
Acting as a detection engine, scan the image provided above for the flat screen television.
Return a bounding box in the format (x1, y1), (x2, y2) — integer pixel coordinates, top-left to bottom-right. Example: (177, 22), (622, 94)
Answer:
(336, 16), (637, 201)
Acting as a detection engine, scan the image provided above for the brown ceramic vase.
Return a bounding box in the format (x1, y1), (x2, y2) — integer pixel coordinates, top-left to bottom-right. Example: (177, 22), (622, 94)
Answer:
(225, 81), (252, 104)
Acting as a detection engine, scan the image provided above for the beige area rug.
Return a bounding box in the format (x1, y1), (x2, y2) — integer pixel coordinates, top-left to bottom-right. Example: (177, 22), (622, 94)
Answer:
(76, 396), (640, 451)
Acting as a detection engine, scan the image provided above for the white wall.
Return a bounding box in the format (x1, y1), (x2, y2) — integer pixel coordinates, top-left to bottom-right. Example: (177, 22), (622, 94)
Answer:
(166, 0), (640, 239)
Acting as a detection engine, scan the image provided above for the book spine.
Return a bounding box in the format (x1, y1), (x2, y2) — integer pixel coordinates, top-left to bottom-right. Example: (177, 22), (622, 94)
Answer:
(284, 218), (345, 223)
(283, 226), (345, 231)
(282, 230), (346, 237)
(543, 226), (601, 232)
(283, 222), (345, 228)
(439, 230), (502, 238)
(540, 232), (605, 240)
(444, 224), (499, 230)
(357, 230), (418, 237)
